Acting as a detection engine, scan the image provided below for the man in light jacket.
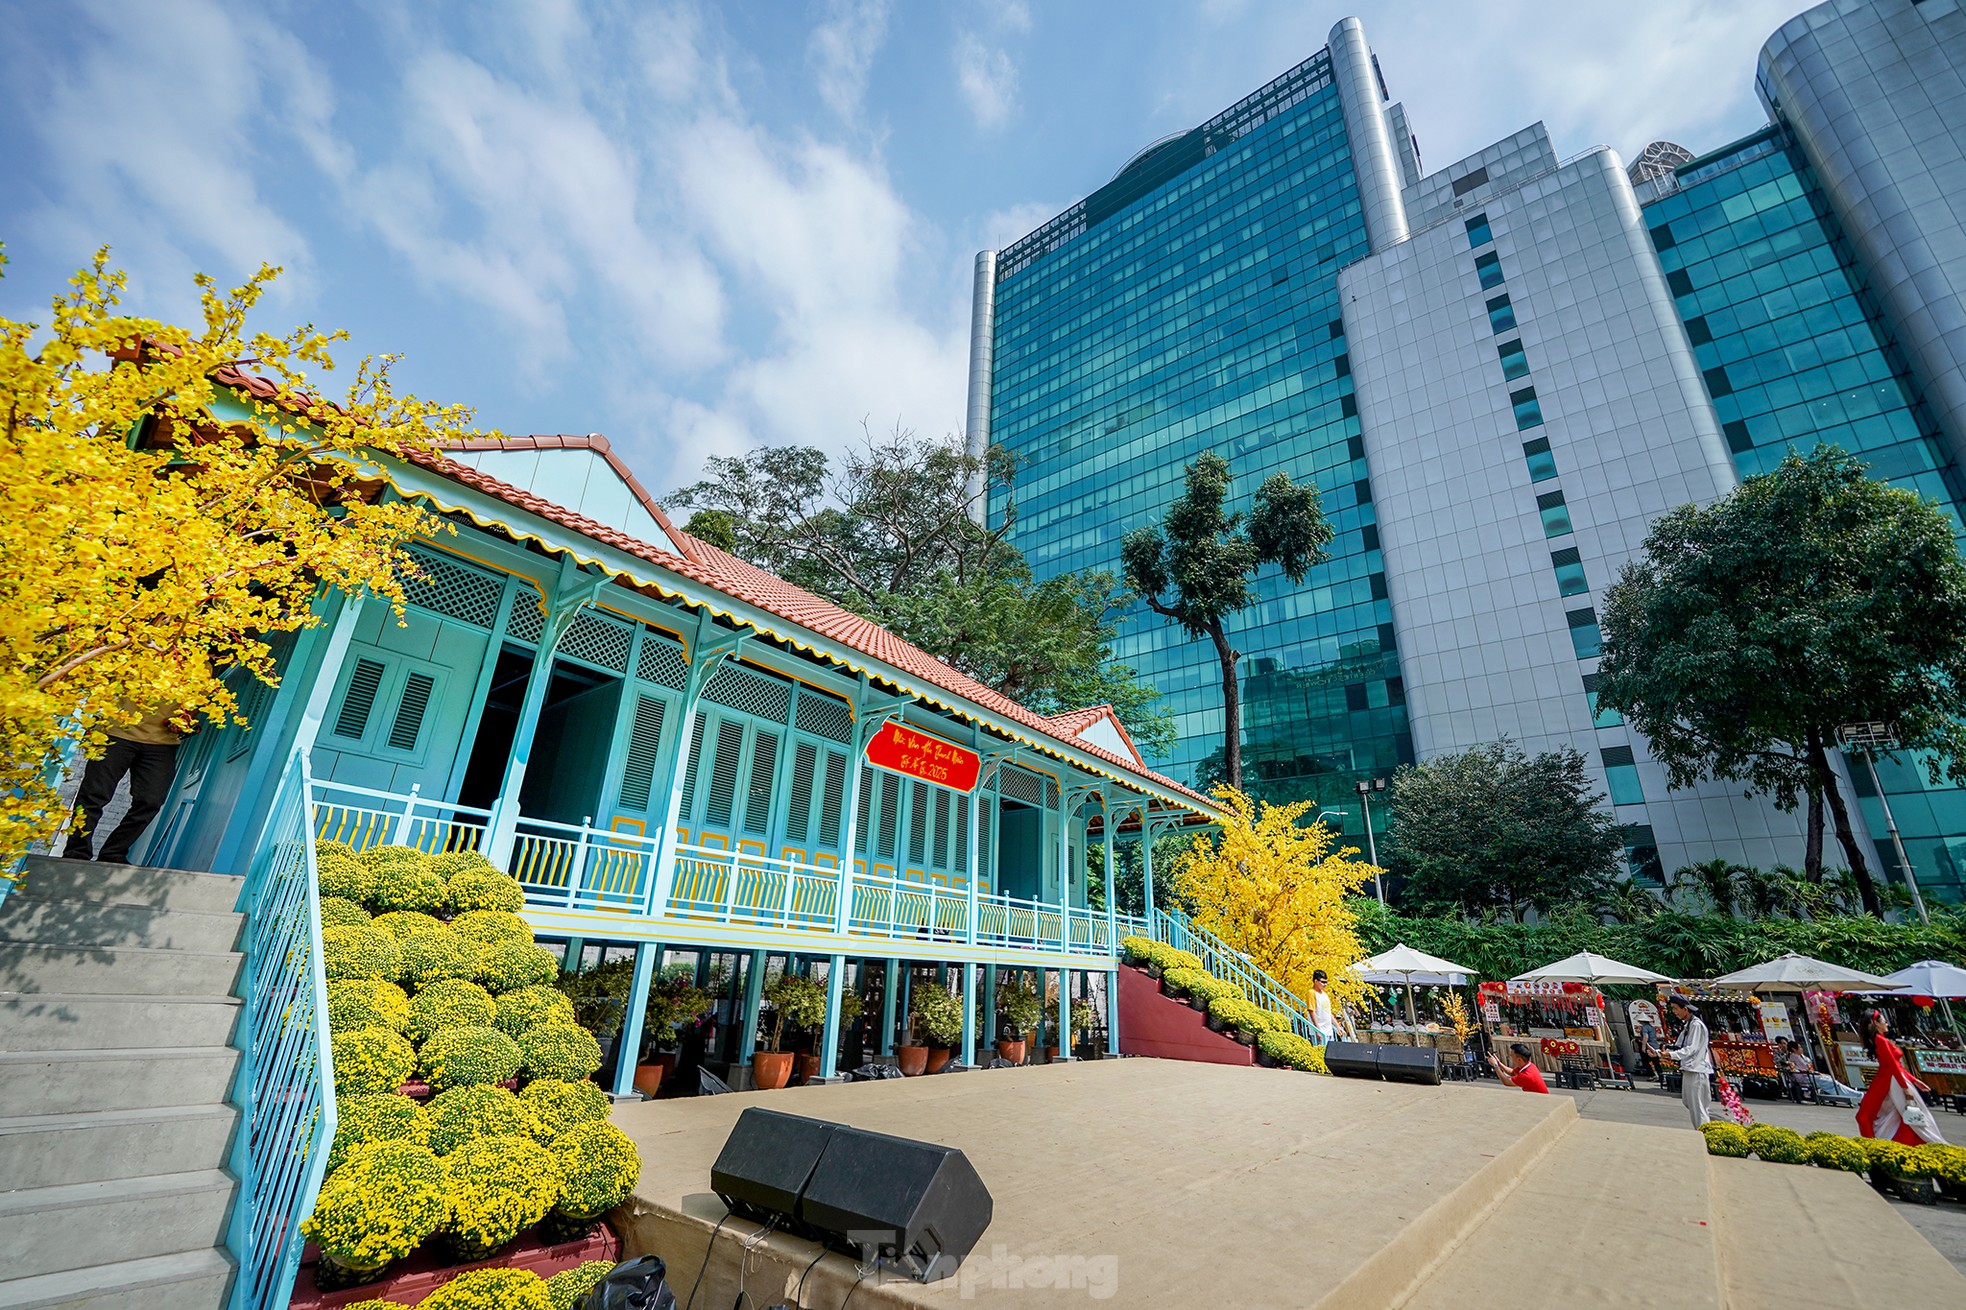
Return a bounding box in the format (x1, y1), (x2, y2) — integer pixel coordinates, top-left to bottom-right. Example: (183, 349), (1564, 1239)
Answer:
(1649, 995), (1717, 1128)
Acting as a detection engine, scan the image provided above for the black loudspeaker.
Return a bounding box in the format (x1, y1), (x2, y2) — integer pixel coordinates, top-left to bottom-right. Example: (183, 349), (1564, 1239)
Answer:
(1377, 1046), (1442, 1086)
(710, 1108), (836, 1227)
(1323, 1041), (1382, 1080)
(798, 1125), (993, 1283)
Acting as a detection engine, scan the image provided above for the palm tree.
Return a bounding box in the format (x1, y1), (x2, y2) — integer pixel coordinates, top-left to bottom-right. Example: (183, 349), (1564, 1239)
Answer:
(1597, 879), (1661, 925)
(1678, 858), (1748, 917)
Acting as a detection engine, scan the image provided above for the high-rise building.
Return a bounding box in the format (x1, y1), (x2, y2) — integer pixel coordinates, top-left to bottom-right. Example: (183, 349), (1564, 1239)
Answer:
(972, 0), (1966, 898)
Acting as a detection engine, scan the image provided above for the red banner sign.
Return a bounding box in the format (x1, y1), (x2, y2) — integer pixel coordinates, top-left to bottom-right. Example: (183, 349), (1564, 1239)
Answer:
(864, 721), (981, 792)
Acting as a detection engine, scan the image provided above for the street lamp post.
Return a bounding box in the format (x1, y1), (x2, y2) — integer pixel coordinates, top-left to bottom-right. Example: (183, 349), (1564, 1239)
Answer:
(1835, 721), (1929, 925)
(1355, 777), (1388, 905)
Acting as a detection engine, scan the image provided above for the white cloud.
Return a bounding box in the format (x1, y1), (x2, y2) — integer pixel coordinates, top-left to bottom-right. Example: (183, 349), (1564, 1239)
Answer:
(954, 32), (1019, 131)
(808, 0), (891, 120)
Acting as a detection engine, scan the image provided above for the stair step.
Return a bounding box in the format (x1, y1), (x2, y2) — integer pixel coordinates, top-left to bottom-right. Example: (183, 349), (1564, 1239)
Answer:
(0, 943), (243, 997)
(0, 1047), (240, 1115)
(0, 1168), (235, 1281)
(0, 993), (241, 1051)
(0, 1247), (234, 1310)
(0, 898), (242, 953)
(13, 858), (242, 914)
(0, 1103), (237, 1189)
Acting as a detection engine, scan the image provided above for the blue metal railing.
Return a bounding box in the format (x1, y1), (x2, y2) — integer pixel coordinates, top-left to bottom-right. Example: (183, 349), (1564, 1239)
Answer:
(226, 749), (337, 1310)
(1153, 905), (1320, 1040)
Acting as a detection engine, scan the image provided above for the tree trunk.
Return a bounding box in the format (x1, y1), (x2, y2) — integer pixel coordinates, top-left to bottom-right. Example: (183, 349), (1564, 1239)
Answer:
(1809, 733), (1880, 915)
(1203, 623), (1242, 792)
(1803, 785), (1824, 882)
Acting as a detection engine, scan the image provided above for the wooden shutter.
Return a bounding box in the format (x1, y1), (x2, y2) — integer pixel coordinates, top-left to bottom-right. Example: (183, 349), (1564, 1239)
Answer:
(619, 695), (667, 811)
(705, 720), (744, 828)
(332, 658), (386, 741)
(386, 672), (437, 751)
(785, 740), (818, 846)
(742, 730), (779, 837)
(678, 711), (708, 823)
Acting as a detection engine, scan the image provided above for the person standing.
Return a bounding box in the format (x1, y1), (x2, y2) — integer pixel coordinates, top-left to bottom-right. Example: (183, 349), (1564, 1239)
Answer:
(1649, 995), (1717, 1128)
(1310, 969), (1337, 1044)
(1491, 1042), (1549, 1094)
(1857, 1010), (1948, 1145)
(60, 704), (187, 865)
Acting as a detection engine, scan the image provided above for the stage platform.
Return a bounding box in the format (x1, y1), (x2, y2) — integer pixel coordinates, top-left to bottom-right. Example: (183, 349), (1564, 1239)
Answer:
(607, 1058), (1965, 1308)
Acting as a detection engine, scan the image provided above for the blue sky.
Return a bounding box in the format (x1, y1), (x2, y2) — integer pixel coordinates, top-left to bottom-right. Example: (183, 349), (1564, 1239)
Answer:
(1, 0), (1805, 496)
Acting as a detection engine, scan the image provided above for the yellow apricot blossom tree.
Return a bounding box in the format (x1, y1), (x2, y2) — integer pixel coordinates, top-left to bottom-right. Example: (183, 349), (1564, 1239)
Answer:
(0, 248), (492, 867)
(1170, 786), (1378, 1013)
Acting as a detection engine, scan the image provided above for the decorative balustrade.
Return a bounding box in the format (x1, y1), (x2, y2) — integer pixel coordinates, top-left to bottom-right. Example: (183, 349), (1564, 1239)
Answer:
(1154, 905), (1320, 1040)
(311, 779), (490, 855)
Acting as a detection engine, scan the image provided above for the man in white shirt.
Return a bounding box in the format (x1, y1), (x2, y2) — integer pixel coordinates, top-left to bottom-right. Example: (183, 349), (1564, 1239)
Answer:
(1648, 995), (1717, 1128)
(1311, 969), (1337, 1044)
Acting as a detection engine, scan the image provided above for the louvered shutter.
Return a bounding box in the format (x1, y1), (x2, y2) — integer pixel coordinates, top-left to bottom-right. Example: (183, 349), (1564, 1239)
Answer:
(677, 711), (709, 823)
(818, 749), (846, 848)
(856, 764), (874, 857)
(618, 695), (667, 811)
(387, 672), (436, 752)
(785, 741), (818, 846)
(742, 730), (779, 837)
(875, 772), (899, 861)
(332, 659), (387, 741)
(705, 720), (744, 828)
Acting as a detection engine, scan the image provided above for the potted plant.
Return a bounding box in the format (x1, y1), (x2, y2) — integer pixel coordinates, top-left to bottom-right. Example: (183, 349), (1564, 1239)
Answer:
(635, 964), (713, 1096)
(908, 984), (965, 1074)
(756, 972), (826, 1090)
(994, 981), (1042, 1064)
(1041, 996), (1099, 1062)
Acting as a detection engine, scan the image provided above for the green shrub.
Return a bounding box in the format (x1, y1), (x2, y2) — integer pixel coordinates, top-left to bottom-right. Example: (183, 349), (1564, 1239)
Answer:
(1700, 1121), (1751, 1158)
(909, 983), (965, 1047)
(478, 940), (559, 994)
(520, 1078), (612, 1143)
(546, 1262), (615, 1310)
(321, 896), (372, 930)
(429, 849), (500, 883)
(519, 1023), (604, 1082)
(1925, 1144), (1966, 1187)
(327, 979), (411, 1035)
(407, 979), (497, 1044)
(1163, 967), (1235, 1006)
(993, 981), (1043, 1035)
(343, 1301), (411, 1310)
(446, 868), (527, 915)
(441, 1134), (562, 1258)
(1209, 995), (1285, 1035)
(494, 984), (578, 1037)
(451, 909), (534, 945)
(1806, 1133), (1869, 1173)
(323, 924), (401, 983)
(1257, 1030), (1329, 1073)
(1747, 1124), (1809, 1165)
(1856, 1135), (1901, 1168)
(400, 926), (481, 989)
(549, 1120), (642, 1219)
(424, 1084), (535, 1156)
(371, 910), (445, 941)
(328, 1093), (431, 1173)
(1118, 936), (1205, 974)
(332, 1028), (415, 1096)
(419, 1025), (523, 1091)
(316, 841), (370, 901)
(1878, 1142), (1942, 1181)
(422, 1268), (551, 1310)
(302, 1140), (446, 1272)
(360, 846), (447, 914)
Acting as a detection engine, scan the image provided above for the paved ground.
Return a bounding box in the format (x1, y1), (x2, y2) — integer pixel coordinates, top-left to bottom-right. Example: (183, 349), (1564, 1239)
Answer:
(1463, 1075), (1966, 1277)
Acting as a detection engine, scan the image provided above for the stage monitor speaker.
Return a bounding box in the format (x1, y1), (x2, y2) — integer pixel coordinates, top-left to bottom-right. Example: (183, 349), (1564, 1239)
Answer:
(798, 1125), (993, 1283)
(710, 1108), (836, 1227)
(1323, 1041), (1382, 1080)
(1376, 1046), (1441, 1086)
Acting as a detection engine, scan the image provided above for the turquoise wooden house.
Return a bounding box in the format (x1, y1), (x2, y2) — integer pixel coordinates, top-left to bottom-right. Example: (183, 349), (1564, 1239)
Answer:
(142, 407), (1219, 1089)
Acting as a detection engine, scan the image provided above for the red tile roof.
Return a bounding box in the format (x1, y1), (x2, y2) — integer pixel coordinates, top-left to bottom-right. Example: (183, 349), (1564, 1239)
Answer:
(1040, 704), (1146, 768)
(436, 434), (702, 562)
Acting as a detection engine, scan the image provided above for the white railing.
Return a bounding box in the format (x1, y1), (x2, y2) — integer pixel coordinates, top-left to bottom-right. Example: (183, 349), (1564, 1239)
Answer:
(510, 816), (658, 914)
(312, 779), (490, 854)
(671, 844), (840, 932)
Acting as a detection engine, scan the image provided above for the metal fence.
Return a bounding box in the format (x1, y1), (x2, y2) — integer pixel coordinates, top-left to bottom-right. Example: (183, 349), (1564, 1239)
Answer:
(1153, 905), (1319, 1040)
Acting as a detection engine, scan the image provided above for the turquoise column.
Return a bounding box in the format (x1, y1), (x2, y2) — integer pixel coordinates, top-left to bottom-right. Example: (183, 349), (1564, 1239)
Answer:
(819, 953), (846, 1081)
(560, 938), (586, 971)
(737, 949), (767, 1061)
(880, 958), (899, 1056)
(441, 575), (521, 801)
(983, 963), (998, 1053)
(1055, 967), (1072, 1062)
(960, 962), (978, 1067)
(1101, 790), (1119, 952)
(834, 684), (909, 933)
(899, 968), (913, 1051)
(611, 942), (658, 1096)
(1107, 970), (1121, 1056)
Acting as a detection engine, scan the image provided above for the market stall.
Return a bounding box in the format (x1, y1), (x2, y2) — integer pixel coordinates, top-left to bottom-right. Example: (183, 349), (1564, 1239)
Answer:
(1478, 980), (1614, 1082)
(1710, 951), (1905, 1104)
(1652, 982), (1785, 1093)
(1826, 960), (1966, 1107)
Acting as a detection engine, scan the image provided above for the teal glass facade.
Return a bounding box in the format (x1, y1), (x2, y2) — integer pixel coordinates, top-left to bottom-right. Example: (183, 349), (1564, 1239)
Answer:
(1646, 128), (1966, 904)
(988, 52), (1412, 826)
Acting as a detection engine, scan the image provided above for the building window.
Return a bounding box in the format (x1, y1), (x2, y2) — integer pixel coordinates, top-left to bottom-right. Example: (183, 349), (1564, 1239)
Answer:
(1497, 338), (1530, 380)
(1581, 672), (1622, 727)
(1666, 268), (1695, 298)
(1703, 365), (1733, 398)
(1649, 223), (1676, 251)
(1451, 166), (1490, 196)
(1486, 294), (1516, 333)
(1465, 213), (1493, 248)
(1567, 606), (1603, 658)
(1537, 490), (1572, 538)
(1723, 420), (1753, 453)
(1684, 315), (1712, 345)
(1623, 824), (1664, 884)
(1522, 437), (1557, 482)
(1601, 746), (1643, 805)
(1550, 546), (1588, 596)
(1475, 250), (1504, 289)
(1511, 386), (1544, 431)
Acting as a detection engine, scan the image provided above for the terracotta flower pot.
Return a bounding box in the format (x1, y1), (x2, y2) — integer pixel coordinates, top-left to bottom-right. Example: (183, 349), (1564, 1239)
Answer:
(996, 1039), (1027, 1065)
(796, 1053), (821, 1084)
(897, 1044), (929, 1076)
(1042, 1045), (1059, 1063)
(632, 1053), (674, 1097)
(752, 1051), (795, 1090)
(926, 1047), (952, 1074)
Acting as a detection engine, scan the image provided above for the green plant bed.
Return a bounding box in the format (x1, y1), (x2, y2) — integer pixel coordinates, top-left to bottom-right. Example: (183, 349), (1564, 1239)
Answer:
(419, 1026), (523, 1091)
(441, 1134), (562, 1260)
(324, 925), (402, 983)
(424, 1084), (534, 1156)
(519, 1023), (604, 1082)
(303, 1140), (447, 1277)
(328, 979), (411, 1035)
(1746, 1125), (1809, 1165)
(495, 985), (578, 1037)
(1700, 1121), (1751, 1158)
(407, 979), (497, 1044)
(548, 1120), (642, 1221)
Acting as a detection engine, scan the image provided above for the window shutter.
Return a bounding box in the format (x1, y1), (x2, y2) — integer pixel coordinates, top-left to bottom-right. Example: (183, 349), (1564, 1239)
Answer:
(786, 740), (818, 846)
(876, 773), (900, 861)
(908, 782), (929, 866)
(856, 764), (875, 857)
(819, 749), (846, 848)
(956, 795), (970, 874)
(705, 720), (744, 828)
(933, 789), (951, 869)
(332, 659), (387, 741)
(743, 730), (779, 836)
(619, 695), (667, 811)
(387, 672), (437, 752)
(678, 711), (708, 822)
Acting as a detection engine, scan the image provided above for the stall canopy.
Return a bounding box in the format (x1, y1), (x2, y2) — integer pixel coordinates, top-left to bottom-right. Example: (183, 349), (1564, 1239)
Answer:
(1356, 944), (1475, 1025)
(1509, 951), (1672, 987)
(1711, 952), (1904, 994)
(1850, 960), (1966, 999)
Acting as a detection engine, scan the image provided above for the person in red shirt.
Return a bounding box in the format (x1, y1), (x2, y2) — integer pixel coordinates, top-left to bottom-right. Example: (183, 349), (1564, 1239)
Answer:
(1492, 1042), (1549, 1094)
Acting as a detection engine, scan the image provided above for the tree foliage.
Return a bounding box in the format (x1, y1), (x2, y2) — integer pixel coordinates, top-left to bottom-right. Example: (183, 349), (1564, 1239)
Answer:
(1170, 787), (1377, 1011)
(0, 250), (486, 866)
(666, 428), (1173, 755)
(1383, 739), (1625, 922)
(1596, 446), (1966, 912)
(1120, 452), (1331, 789)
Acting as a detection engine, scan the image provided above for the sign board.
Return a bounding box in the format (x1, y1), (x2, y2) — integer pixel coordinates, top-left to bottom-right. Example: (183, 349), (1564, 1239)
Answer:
(1481, 1000), (1501, 1022)
(1628, 1000), (1660, 1029)
(864, 720), (981, 792)
(1584, 1006), (1604, 1030)
(1757, 1000), (1794, 1043)
(1914, 1048), (1966, 1076)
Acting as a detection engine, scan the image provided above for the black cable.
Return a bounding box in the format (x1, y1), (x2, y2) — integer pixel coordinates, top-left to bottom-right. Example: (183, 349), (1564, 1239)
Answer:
(838, 1267), (870, 1309)
(684, 1213), (734, 1310)
(793, 1246), (827, 1306)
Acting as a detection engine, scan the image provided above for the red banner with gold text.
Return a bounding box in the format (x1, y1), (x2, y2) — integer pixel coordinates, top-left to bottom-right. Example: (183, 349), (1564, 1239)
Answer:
(864, 720), (981, 792)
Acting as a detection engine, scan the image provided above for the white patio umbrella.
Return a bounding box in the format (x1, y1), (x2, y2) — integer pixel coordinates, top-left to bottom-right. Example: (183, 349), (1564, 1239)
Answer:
(1509, 951), (1673, 987)
(1356, 944), (1476, 1026)
(1852, 960), (1966, 998)
(1711, 951), (1903, 1075)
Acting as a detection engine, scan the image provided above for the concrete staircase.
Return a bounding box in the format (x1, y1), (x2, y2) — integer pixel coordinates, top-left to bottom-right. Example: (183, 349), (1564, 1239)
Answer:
(0, 856), (244, 1309)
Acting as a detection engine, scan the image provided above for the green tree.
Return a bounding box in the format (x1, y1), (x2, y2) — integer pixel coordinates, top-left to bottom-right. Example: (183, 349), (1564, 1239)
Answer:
(665, 429), (1174, 756)
(1595, 446), (1966, 913)
(1382, 739), (1626, 922)
(1119, 452), (1331, 789)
